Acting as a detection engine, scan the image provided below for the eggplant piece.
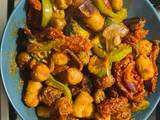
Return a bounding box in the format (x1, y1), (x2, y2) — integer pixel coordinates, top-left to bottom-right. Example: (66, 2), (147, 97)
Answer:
(123, 17), (146, 31)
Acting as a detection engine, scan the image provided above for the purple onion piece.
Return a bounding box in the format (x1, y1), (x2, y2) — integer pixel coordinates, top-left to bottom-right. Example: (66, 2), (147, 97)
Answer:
(78, 0), (97, 17)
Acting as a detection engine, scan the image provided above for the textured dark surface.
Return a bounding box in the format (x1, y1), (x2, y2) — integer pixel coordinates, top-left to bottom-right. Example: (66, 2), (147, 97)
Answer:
(150, 0), (160, 9)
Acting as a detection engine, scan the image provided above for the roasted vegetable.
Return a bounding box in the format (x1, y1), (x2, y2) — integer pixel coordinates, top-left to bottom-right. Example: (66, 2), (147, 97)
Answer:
(39, 86), (62, 106)
(27, 27), (92, 53)
(31, 63), (50, 82)
(27, 39), (65, 53)
(94, 89), (106, 104)
(78, 0), (105, 31)
(124, 17), (146, 31)
(131, 100), (150, 112)
(36, 106), (52, 118)
(51, 52), (69, 65)
(50, 97), (73, 119)
(91, 35), (107, 58)
(123, 62), (138, 92)
(123, 18), (148, 45)
(73, 91), (94, 118)
(41, 0), (53, 28)
(67, 67), (83, 85)
(45, 75), (72, 103)
(134, 40), (152, 55)
(98, 97), (132, 120)
(103, 24), (129, 51)
(136, 55), (154, 80)
(65, 19), (90, 38)
(24, 80), (42, 107)
(106, 44), (132, 62)
(110, 0), (123, 12)
(88, 56), (112, 78)
(78, 51), (90, 64)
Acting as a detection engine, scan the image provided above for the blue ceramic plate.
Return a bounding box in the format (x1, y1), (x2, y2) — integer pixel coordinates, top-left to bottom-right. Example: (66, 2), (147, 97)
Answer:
(1, 0), (160, 120)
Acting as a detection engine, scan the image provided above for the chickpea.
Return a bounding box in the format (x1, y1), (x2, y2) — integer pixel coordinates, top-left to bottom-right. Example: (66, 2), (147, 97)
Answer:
(24, 80), (42, 107)
(67, 67), (83, 85)
(94, 89), (106, 104)
(73, 91), (94, 118)
(17, 52), (31, 68)
(110, 0), (123, 12)
(51, 18), (66, 30)
(51, 52), (69, 66)
(135, 40), (152, 55)
(31, 63), (50, 82)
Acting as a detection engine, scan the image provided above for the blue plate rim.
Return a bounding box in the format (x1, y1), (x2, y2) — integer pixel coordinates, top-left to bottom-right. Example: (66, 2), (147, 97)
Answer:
(0, 0), (26, 120)
(0, 0), (160, 120)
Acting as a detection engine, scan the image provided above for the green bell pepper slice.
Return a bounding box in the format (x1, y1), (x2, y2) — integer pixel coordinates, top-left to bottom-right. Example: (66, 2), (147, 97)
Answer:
(106, 44), (132, 62)
(42, 0), (53, 28)
(45, 75), (72, 103)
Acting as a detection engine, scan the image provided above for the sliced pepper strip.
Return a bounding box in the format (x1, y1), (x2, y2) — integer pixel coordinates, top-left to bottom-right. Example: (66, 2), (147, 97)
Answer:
(92, 0), (117, 18)
(45, 75), (72, 103)
(92, 0), (127, 22)
(106, 44), (132, 62)
(42, 0), (53, 28)
(93, 46), (106, 58)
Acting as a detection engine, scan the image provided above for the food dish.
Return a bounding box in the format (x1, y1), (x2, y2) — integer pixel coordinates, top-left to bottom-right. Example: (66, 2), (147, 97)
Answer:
(0, 0), (160, 120)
